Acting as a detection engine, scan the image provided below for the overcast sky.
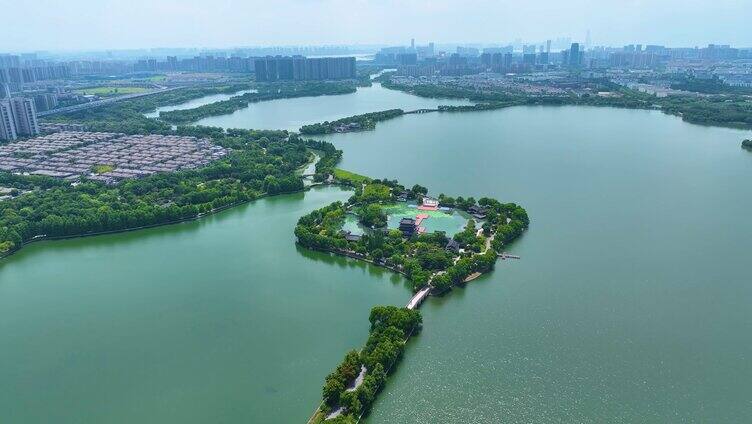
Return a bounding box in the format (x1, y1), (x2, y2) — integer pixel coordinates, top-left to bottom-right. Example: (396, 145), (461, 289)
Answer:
(2, 0), (750, 52)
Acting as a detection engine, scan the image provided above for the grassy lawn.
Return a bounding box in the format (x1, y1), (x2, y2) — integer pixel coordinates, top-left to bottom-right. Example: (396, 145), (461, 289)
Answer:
(334, 168), (371, 185)
(74, 86), (150, 97)
(92, 164), (115, 174)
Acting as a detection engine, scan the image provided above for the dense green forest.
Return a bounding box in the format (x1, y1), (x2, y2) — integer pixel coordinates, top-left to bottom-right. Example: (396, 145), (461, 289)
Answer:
(384, 78), (752, 129)
(157, 81), (358, 124)
(659, 95), (752, 128)
(299, 109), (404, 135)
(670, 76), (752, 95)
(0, 127), (340, 256)
(313, 306), (422, 423)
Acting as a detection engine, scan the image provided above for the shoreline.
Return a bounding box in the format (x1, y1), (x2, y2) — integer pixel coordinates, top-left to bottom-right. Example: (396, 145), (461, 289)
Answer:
(0, 182), (329, 262)
(381, 81), (752, 131)
(1, 146), (329, 262)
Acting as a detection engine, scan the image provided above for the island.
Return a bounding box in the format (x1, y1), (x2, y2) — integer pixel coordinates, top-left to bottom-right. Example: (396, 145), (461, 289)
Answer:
(299, 109), (404, 135)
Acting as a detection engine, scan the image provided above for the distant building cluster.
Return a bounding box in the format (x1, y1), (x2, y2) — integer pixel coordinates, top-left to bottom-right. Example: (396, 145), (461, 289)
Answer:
(0, 52), (358, 115)
(254, 56), (356, 82)
(377, 41), (752, 78)
(0, 54), (70, 88)
(0, 98), (40, 141)
(0, 131), (227, 184)
(0, 52), (358, 83)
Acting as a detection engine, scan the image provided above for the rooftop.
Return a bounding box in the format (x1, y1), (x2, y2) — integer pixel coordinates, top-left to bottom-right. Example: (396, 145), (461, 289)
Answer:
(0, 131), (227, 183)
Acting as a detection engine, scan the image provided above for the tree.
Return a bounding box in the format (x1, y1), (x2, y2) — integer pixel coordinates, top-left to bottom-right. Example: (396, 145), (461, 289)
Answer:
(411, 184), (428, 196)
(323, 377), (345, 406)
(432, 273), (453, 292)
(339, 391), (362, 415)
(357, 204), (387, 228)
(371, 249), (384, 261)
(327, 415), (357, 424)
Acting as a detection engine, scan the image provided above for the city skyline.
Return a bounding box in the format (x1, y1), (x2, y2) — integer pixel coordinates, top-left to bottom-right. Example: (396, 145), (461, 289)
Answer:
(2, 0), (751, 52)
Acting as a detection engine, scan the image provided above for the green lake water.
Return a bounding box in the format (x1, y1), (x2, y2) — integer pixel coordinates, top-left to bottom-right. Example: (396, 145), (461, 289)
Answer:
(0, 187), (410, 424)
(144, 89), (257, 118)
(2, 83), (752, 423)
(195, 82), (471, 131)
(318, 106), (752, 423)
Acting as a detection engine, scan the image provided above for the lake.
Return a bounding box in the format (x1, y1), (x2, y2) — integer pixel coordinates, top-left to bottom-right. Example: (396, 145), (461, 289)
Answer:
(0, 186), (410, 424)
(317, 106), (752, 423)
(2, 84), (752, 423)
(144, 89), (257, 118)
(195, 82), (472, 131)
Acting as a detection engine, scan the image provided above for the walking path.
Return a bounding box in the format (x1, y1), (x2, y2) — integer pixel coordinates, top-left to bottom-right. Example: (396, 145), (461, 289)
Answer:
(324, 365), (367, 420)
(346, 365), (367, 392)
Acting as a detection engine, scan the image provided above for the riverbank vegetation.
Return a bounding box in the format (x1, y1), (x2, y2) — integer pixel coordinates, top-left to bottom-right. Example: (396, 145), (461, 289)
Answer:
(299, 109), (404, 135)
(669, 76), (752, 96)
(313, 306), (422, 423)
(383, 78), (752, 130)
(355, 64), (394, 87)
(48, 84), (253, 134)
(0, 127), (342, 257)
(303, 139), (343, 181)
(295, 177), (528, 292)
(333, 169), (371, 186)
(157, 81), (358, 124)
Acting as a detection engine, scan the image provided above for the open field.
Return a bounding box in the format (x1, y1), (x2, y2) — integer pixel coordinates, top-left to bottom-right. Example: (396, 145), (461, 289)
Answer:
(334, 168), (371, 185)
(74, 86), (151, 97)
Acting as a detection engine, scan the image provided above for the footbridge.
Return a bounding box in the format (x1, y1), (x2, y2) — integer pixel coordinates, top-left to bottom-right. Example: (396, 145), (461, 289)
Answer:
(405, 108), (438, 114)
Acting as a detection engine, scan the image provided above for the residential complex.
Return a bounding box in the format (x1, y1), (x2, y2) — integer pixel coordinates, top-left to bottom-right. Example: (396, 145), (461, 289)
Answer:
(254, 56), (357, 81)
(0, 131), (227, 183)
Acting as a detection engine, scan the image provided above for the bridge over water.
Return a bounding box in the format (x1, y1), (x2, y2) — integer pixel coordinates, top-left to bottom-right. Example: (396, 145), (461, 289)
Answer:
(405, 108), (438, 115)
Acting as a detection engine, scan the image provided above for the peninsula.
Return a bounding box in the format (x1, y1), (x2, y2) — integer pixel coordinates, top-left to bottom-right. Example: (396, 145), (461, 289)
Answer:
(296, 173), (528, 423)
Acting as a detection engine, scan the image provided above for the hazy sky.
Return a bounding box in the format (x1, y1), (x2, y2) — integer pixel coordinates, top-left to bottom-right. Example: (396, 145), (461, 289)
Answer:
(2, 0), (750, 52)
